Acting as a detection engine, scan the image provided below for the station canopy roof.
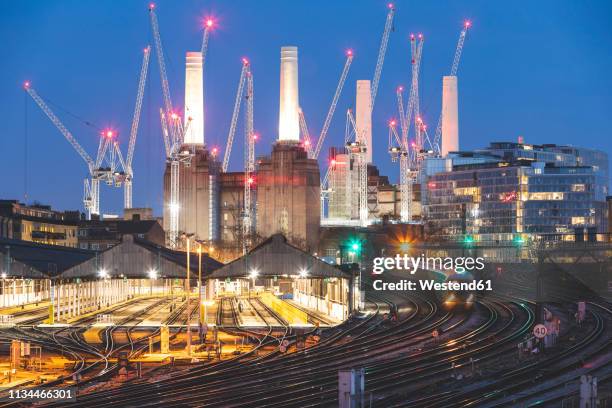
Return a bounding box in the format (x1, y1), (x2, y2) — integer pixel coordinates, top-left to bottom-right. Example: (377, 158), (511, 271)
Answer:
(209, 234), (351, 280)
(60, 235), (223, 279)
(0, 238), (95, 278)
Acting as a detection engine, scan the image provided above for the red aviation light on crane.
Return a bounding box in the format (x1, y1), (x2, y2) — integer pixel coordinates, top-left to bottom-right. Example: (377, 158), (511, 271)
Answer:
(170, 112), (179, 120)
(346, 49), (353, 57)
(148, 3), (155, 10)
(418, 33), (423, 40)
(410, 33), (415, 40)
(23, 81), (30, 89)
(330, 159), (337, 166)
(242, 57), (250, 66)
(211, 147), (219, 156)
(397, 85), (404, 92)
(205, 18), (214, 28)
(247, 176), (255, 185)
(104, 130), (115, 139)
(387, 3), (394, 10)
(464, 20), (472, 29)
(252, 133), (259, 141)
(389, 120), (397, 127)
(304, 139), (310, 146)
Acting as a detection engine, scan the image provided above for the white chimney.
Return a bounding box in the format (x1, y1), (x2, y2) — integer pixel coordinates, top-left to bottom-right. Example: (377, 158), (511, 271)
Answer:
(278, 46), (299, 142)
(441, 75), (458, 156)
(355, 80), (372, 163)
(184, 51), (204, 145)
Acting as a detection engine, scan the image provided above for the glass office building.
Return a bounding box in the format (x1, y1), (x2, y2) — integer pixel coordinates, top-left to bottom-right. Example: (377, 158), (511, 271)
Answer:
(424, 143), (609, 242)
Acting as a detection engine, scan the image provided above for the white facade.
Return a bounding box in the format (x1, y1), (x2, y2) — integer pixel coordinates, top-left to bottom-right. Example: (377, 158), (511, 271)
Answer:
(356, 80), (372, 163)
(278, 46), (300, 142)
(184, 51), (204, 145)
(441, 75), (459, 156)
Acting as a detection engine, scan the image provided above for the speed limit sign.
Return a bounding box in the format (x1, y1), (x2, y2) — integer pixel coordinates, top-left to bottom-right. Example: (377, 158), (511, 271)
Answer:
(533, 324), (547, 339)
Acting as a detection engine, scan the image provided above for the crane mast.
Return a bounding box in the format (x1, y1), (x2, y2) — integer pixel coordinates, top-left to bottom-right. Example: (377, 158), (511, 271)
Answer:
(124, 46), (151, 209)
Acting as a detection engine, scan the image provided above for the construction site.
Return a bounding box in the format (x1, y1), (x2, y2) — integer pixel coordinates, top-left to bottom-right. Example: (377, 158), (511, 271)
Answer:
(21, 2), (471, 260)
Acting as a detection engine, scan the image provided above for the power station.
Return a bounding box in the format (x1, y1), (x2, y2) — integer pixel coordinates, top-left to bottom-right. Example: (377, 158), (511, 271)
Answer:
(28, 5), (608, 260)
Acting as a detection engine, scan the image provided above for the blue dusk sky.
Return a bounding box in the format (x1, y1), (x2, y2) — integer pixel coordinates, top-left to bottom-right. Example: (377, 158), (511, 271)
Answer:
(1, 0), (611, 215)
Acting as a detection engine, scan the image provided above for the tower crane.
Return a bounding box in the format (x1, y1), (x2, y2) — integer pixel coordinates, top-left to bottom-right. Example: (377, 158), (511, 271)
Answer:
(222, 59), (250, 172)
(389, 33), (424, 223)
(322, 5), (393, 221)
(219, 59), (255, 250)
(432, 21), (471, 155)
(149, 3), (208, 247)
(123, 46), (151, 209)
(24, 83), (122, 219)
(333, 4), (393, 224)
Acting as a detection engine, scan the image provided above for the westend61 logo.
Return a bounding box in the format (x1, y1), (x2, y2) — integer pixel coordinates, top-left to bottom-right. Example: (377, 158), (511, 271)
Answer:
(372, 254), (486, 274)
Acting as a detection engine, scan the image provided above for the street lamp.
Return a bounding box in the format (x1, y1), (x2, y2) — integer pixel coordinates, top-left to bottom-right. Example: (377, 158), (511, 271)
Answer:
(248, 268), (259, 299)
(148, 269), (158, 295)
(98, 268), (109, 279)
(180, 232), (194, 355)
(195, 241), (206, 344)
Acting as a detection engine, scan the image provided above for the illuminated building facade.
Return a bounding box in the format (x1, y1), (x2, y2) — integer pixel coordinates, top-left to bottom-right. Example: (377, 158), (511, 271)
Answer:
(0, 200), (79, 247)
(424, 142), (609, 242)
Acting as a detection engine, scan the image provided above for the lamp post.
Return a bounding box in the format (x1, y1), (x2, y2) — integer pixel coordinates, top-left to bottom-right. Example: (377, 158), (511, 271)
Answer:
(181, 233), (194, 356)
(196, 241), (205, 344)
(148, 269), (157, 296)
